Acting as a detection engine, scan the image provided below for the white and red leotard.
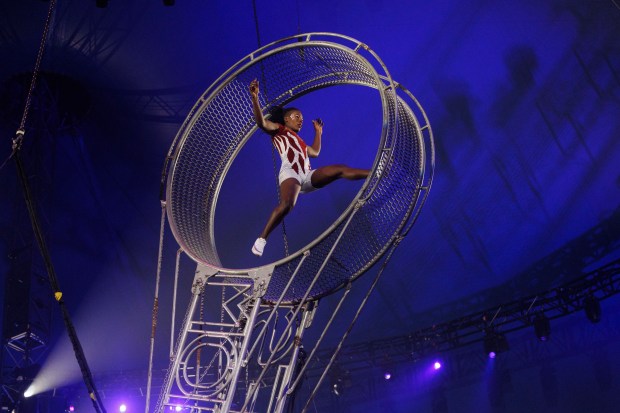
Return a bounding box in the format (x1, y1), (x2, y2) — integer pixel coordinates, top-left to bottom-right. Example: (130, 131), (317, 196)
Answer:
(271, 125), (316, 193)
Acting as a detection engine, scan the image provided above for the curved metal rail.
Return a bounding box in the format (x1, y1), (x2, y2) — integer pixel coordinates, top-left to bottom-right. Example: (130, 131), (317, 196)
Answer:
(164, 32), (432, 303)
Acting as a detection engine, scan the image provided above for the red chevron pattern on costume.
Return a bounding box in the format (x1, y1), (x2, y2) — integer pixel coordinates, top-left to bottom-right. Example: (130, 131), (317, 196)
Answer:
(271, 125), (310, 175)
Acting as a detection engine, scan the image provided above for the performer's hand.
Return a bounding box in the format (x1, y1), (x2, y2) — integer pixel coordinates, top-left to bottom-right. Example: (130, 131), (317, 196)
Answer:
(249, 79), (260, 99)
(313, 118), (324, 134)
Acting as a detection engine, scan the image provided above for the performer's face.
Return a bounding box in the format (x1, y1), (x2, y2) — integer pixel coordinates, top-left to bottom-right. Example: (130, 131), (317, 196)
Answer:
(284, 110), (303, 132)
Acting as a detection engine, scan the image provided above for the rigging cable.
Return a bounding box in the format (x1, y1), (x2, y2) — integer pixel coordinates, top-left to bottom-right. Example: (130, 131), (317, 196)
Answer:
(9, 1), (106, 412)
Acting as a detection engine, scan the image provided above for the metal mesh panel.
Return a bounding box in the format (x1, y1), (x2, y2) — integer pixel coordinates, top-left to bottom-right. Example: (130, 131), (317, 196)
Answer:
(264, 95), (424, 302)
(165, 34), (429, 303)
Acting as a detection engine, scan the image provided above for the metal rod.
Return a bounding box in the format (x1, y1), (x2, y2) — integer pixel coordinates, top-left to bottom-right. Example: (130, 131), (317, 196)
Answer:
(156, 271), (208, 413)
(246, 255), (309, 360)
(240, 207), (360, 412)
(146, 202), (168, 413)
(170, 248), (183, 357)
(301, 243), (399, 413)
(287, 285), (351, 394)
(221, 297), (262, 413)
(272, 308), (313, 413)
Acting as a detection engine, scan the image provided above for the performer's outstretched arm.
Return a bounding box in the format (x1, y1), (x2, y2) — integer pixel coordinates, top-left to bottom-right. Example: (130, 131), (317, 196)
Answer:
(307, 118), (323, 158)
(249, 79), (279, 133)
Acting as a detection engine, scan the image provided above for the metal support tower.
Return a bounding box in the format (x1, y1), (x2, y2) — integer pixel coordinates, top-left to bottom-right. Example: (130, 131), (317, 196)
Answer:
(150, 33), (434, 413)
(155, 264), (319, 413)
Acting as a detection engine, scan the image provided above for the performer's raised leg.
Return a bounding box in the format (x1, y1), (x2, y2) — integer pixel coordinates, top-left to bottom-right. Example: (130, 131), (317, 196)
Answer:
(310, 164), (369, 189)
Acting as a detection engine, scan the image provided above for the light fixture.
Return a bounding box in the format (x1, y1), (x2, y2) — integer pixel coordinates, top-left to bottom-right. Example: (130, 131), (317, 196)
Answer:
(533, 314), (551, 341)
(584, 295), (601, 323)
(329, 365), (350, 396)
(484, 330), (509, 358)
(332, 380), (342, 396)
(379, 357), (394, 381)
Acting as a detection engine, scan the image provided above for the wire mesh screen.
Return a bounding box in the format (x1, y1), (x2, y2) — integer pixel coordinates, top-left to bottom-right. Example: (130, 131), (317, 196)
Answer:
(165, 34), (428, 303)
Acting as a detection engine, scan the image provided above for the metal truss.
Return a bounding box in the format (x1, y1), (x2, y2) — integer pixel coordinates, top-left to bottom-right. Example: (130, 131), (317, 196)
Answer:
(293, 313), (620, 413)
(49, 0), (150, 72)
(308, 256), (620, 377)
(100, 85), (200, 124)
(54, 256), (620, 412)
(418, 206), (620, 328)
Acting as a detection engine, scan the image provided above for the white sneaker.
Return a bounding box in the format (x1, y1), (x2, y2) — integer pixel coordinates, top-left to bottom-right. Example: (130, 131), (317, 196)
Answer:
(252, 237), (267, 257)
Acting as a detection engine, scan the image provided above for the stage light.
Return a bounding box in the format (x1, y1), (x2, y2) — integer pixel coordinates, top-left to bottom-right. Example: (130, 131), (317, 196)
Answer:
(533, 314), (551, 341)
(69, 406), (75, 412)
(584, 295), (601, 323)
(175, 406), (182, 412)
(383, 372), (392, 380)
(119, 404), (127, 413)
(433, 361), (442, 370)
(484, 331), (509, 358)
(329, 365), (351, 396)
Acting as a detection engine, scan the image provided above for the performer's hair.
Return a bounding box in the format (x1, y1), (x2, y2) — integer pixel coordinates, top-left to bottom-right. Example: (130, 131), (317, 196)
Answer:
(269, 106), (300, 125)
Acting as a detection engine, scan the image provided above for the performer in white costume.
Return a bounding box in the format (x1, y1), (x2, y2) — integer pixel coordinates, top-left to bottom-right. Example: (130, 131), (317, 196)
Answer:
(249, 79), (370, 257)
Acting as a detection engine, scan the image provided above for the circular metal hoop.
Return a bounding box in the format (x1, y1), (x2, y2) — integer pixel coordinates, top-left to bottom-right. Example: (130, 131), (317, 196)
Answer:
(164, 33), (434, 303)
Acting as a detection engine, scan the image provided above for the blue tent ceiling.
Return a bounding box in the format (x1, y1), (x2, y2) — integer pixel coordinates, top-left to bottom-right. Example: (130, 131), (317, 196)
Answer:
(1, 0), (619, 378)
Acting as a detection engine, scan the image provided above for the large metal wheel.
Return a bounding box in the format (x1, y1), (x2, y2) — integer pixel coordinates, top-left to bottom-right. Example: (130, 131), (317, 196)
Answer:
(164, 33), (434, 303)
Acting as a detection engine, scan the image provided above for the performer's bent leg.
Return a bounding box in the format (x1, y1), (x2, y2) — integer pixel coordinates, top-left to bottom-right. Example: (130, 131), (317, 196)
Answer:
(311, 164), (369, 189)
(259, 178), (301, 240)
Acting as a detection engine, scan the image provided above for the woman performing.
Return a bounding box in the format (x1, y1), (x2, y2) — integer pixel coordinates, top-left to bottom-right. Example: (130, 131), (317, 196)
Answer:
(249, 79), (370, 257)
